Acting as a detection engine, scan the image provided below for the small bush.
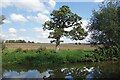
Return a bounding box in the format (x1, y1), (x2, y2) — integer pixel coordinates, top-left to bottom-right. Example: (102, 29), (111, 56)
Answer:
(94, 45), (120, 61)
(22, 49), (29, 53)
(36, 47), (46, 53)
(14, 48), (23, 53)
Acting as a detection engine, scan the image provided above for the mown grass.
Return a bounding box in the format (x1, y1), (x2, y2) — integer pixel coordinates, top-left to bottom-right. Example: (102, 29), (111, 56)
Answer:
(2, 47), (97, 66)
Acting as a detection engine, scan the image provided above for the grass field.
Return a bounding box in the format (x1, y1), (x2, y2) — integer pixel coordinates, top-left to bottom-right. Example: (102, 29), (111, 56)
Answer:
(2, 43), (100, 65)
(2, 48), (96, 65)
(2, 43), (119, 65)
(4, 43), (97, 50)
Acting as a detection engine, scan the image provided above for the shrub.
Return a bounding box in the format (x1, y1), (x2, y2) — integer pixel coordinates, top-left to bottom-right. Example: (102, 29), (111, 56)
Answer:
(36, 47), (47, 53)
(14, 48), (23, 53)
(94, 45), (120, 61)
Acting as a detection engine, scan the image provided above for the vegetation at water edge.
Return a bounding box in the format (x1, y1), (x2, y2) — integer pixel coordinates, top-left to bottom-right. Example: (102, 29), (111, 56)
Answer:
(2, 47), (120, 66)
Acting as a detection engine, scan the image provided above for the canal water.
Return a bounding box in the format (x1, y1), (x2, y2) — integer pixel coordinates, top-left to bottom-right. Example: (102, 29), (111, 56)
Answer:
(2, 61), (120, 80)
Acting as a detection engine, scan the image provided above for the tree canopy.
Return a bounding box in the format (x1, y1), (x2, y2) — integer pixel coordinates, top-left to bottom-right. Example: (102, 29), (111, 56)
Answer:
(88, 2), (120, 46)
(43, 5), (87, 51)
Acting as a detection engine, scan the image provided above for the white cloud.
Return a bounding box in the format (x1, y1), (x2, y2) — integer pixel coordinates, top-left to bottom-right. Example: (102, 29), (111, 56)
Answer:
(33, 27), (43, 32)
(2, 32), (17, 40)
(0, 0), (56, 14)
(94, 0), (104, 2)
(0, 33), (5, 40)
(27, 13), (50, 23)
(5, 34), (17, 40)
(8, 28), (16, 34)
(81, 19), (88, 31)
(48, 0), (56, 9)
(33, 27), (50, 38)
(10, 13), (27, 22)
(19, 28), (26, 32)
(0, 0), (13, 8)
(10, 33), (17, 37)
(36, 13), (50, 23)
(33, 27), (52, 42)
(3, 19), (11, 24)
(14, 0), (49, 13)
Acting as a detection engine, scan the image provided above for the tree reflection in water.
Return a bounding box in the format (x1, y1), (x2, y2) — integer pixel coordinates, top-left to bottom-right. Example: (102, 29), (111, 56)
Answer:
(2, 61), (120, 79)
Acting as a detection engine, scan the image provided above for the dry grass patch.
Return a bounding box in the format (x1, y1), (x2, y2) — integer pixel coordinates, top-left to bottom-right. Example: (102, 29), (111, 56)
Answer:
(5, 43), (97, 50)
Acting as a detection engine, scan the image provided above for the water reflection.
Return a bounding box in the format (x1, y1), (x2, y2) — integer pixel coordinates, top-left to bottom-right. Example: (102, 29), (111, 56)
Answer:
(2, 61), (120, 79)
(60, 67), (102, 80)
(2, 66), (102, 79)
(3, 69), (54, 79)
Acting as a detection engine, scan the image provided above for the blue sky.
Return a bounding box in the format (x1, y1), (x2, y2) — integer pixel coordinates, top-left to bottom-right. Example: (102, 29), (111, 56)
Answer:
(0, 0), (103, 43)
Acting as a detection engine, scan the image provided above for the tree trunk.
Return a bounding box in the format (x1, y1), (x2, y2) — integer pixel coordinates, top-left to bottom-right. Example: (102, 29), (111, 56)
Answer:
(55, 44), (59, 52)
(55, 38), (60, 52)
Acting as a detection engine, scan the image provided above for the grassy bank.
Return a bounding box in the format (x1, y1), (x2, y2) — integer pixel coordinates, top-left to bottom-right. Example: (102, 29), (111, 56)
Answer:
(2, 47), (96, 65)
(2, 47), (119, 66)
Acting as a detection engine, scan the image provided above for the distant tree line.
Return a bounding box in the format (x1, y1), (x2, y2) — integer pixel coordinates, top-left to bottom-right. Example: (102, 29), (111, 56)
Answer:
(74, 43), (81, 45)
(27, 41), (34, 43)
(74, 43), (93, 45)
(5, 40), (34, 43)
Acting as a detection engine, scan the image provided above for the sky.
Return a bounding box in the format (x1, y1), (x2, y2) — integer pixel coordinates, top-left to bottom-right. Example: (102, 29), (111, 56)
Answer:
(0, 0), (104, 43)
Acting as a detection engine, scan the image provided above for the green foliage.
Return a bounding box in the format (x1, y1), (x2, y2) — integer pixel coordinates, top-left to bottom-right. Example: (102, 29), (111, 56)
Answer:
(43, 5), (87, 50)
(88, 2), (120, 60)
(94, 45), (120, 61)
(14, 48), (24, 53)
(35, 47), (46, 53)
(88, 2), (120, 46)
(2, 48), (97, 65)
(3, 47), (119, 65)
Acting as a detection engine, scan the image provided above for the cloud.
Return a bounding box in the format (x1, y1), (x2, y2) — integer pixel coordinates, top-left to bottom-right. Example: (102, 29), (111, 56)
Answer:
(14, 0), (49, 13)
(48, 0), (56, 9)
(33, 27), (50, 38)
(0, 0), (13, 8)
(8, 28), (17, 34)
(81, 19), (88, 31)
(94, 0), (104, 2)
(1, 0), (56, 14)
(19, 28), (26, 32)
(10, 13), (27, 22)
(27, 13), (50, 24)
(33, 27), (42, 32)
(0, 33), (5, 40)
(33, 27), (52, 42)
(36, 13), (50, 23)
(3, 19), (11, 24)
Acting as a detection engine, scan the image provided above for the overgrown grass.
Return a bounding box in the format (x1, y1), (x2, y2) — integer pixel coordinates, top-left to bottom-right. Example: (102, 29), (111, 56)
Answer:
(2, 47), (119, 66)
(94, 45), (120, 61)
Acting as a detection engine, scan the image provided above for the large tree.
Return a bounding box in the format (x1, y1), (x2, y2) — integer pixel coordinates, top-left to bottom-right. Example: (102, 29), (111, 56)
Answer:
(88, 2), (120, 47)
(43, 5), (87, 51)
